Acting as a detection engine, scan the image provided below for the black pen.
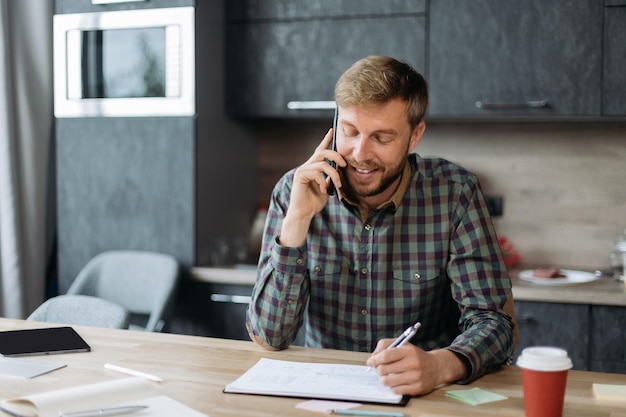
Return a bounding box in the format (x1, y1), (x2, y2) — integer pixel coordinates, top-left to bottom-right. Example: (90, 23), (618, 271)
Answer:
(366, 322), (421, 372)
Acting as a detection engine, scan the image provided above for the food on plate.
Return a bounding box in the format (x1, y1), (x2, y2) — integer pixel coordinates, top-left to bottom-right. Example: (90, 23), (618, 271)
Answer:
(532, 267), (566, 279)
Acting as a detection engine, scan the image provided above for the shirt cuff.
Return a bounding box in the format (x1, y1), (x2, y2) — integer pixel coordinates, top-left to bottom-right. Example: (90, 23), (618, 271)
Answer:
(271, 235), (308, 275)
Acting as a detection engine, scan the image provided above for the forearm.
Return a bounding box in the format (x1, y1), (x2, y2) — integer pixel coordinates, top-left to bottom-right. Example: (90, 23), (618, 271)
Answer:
(447, 309), (514, 383)
(447, 178), (515, 381)
(246, 240), (310, 350)
(278, 212), (313, 247)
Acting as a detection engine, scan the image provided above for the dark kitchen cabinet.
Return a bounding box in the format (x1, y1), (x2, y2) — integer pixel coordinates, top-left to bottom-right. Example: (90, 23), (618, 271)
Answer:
(226, 0), (427, 118)
(173, 280), (253, 340)
(603, 5), (626, 116)
(514, 300), (589, 371)
(55, 1), (258, 291)
(172, 278), (306, 344)
(589, 305), (626, 373)
(428, 0), (603, 119)
(226, 0), (425, 20)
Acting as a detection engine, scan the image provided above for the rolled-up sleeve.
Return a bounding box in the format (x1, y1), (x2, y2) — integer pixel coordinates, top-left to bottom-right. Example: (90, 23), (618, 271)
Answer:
(445, 177), (515, 383)
(246, 171), (310, 350)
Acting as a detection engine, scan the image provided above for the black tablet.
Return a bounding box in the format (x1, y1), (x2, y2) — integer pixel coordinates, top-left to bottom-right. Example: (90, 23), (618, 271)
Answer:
(0, 326), (91, 357)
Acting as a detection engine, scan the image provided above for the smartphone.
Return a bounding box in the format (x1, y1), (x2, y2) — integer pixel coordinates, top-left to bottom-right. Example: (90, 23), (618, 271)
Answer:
(327, 107), (338, 196)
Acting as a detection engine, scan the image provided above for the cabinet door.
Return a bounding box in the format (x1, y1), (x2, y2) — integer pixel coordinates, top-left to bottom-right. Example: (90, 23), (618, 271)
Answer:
(226, 15), (426, 118)
(174, 280), (253, 340)
(227, 0), (425, 20)
(589, 305), (626, 373)
(514, 301), (589, 370)
(603, 6), (626, 116)
(429, 0), (603, 118)
(173, 280), (306, 344)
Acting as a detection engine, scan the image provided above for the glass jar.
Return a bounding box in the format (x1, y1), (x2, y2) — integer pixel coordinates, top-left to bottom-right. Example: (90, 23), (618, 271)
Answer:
(610, 228), (626, 281)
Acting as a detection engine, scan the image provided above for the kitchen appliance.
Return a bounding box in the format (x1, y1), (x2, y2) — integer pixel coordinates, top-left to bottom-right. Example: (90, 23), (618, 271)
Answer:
(53, 6), (195, 117)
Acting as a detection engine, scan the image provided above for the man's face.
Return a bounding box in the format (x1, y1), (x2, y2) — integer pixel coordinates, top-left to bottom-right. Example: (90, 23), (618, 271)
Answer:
(336, 98), (424, 202)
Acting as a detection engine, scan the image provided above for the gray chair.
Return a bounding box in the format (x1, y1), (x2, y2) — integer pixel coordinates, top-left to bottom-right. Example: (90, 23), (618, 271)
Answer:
(66, 250), (180, 332)
(27, 294), (130, 329)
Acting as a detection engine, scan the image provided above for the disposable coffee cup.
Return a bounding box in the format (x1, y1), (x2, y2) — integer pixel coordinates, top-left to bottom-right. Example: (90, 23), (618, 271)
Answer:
(517, 347), (573, 417)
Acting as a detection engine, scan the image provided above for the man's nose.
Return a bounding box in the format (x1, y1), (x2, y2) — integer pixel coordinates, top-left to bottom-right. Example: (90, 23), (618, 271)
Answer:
(352, 136), (373, 161)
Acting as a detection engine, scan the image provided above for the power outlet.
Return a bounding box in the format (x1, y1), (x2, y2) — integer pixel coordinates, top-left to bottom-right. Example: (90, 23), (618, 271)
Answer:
(485, 195), (504, 217)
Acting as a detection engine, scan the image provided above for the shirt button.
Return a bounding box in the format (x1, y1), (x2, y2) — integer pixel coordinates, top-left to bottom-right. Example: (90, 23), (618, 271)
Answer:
(314, 266), (321, 273)
(296, 258), (304, 265)
(360, 268), (368, 275)
(414, 273), (421, 279)
(287, 299), (294, 305)
(364, 224), (372, 231)
(361, 309), (368, 316)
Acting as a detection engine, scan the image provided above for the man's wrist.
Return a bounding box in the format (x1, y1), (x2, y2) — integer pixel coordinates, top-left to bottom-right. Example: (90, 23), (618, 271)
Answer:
(429, 349), (469, 384)
(279, 214), (312, 247)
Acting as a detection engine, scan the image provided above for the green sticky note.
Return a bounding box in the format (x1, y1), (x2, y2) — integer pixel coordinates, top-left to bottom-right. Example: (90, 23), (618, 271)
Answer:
(445, 387), (508, 405)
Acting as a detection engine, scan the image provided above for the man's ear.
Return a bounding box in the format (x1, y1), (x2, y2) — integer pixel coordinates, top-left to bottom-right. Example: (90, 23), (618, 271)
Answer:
(408, 121), (426, 151)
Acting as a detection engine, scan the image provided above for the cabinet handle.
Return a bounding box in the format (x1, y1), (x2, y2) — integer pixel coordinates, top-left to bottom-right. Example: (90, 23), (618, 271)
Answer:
(91, 0), (146, 3)
(210, 294), (251, 304)
(287, 101), (336, 110)
(475, 100), (548, 109)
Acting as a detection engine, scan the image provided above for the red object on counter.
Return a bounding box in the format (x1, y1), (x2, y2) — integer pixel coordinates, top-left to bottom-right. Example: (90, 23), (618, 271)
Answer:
(498, 236), (521, 268)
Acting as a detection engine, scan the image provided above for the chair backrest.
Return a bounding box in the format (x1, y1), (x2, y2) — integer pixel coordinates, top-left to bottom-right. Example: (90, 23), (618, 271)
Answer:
(27, 294), (130, 329)
(66, 250), (179, 332)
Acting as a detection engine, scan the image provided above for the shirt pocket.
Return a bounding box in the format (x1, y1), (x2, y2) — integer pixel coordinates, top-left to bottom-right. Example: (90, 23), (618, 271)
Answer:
(391, 262), (444, 312)
(308, 256), (349, 290)
(308, 256), (353, 311)
(310, 257), (343, 277)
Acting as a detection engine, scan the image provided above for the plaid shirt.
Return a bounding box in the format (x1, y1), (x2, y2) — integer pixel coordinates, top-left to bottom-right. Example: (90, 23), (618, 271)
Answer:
(247, 154), (514, 383)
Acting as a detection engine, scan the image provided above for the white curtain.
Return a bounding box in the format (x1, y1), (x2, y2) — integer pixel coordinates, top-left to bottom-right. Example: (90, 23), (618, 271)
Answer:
(0, 0), (53, 318)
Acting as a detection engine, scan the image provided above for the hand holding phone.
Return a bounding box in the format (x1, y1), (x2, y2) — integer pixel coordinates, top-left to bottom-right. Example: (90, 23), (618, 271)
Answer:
(327, 107), (338, 196)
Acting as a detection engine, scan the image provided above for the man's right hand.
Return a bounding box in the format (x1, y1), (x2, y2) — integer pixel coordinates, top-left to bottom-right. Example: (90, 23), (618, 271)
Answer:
(278, 128), (346, 248)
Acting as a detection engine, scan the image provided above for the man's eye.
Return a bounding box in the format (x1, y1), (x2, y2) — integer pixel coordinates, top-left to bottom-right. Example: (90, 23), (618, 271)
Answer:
(344, 128), (358, 137)
(375, 135), (394, 144)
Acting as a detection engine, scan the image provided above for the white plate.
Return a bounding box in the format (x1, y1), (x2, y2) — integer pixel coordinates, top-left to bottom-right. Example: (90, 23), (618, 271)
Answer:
(518, 269), (599, 286)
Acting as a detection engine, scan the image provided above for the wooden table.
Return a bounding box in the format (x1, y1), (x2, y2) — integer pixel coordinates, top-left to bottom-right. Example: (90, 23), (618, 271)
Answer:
(1, 318), (624, 417)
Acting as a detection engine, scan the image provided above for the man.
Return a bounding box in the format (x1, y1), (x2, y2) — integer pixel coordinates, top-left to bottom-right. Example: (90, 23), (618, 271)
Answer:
(246, 55), (515, 396)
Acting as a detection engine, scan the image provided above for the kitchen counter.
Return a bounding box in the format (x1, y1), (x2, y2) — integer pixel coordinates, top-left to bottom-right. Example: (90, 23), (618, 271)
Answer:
(190, 265), (626, 307)
(510, 266), (626, 307)
(191, 265), (257, 285)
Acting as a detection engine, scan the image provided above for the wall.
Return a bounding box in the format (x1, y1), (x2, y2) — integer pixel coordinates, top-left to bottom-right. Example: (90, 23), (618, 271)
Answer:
(257, 121), (626, 271)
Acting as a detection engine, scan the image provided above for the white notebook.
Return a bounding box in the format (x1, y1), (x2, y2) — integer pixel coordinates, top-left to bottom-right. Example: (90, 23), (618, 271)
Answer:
(224, 358), (408, 405)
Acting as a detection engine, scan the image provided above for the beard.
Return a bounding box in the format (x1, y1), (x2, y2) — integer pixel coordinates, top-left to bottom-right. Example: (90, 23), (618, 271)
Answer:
(341, 156), (407, 198)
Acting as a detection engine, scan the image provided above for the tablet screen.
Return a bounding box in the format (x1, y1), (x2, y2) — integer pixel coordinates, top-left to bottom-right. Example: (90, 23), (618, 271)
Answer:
(0, 327), (91, 357)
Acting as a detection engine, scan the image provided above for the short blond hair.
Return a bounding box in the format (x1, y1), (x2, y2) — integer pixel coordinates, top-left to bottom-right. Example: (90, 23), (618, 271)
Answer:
(334, 55), (428, 130)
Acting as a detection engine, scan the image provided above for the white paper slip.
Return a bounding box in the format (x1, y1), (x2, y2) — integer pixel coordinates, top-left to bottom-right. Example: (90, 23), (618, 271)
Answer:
(593, 383), (626, 402)
(0, 357), (66, 379)
(224, 358), (407, 405)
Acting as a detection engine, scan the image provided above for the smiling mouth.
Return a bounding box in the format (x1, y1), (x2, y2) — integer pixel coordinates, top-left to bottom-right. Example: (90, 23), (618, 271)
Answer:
(351, 163), (380, 174)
